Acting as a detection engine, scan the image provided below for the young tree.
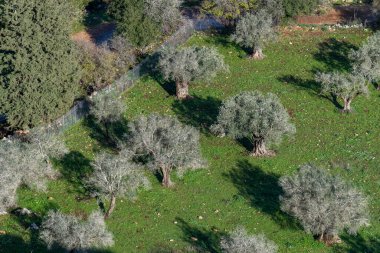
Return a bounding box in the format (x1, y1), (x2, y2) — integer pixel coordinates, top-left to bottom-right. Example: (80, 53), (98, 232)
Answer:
(144, 0), (183, 34)
(201, 0), (255, 25)
(87, 149), (150, 219)
(40, 210), (114, 252)
(211, 91), (295, 157)
(221, 227), (278, 253)
(90, 88), (126, 140)
(350, 31), (380, 90)
(0, 0), (81, 130)
(128, 114), (206, 187)
(279, 164), (369, 245)
(158, 46), (227, 99)
(315, 72), (369, 113)
(231, 10), (277, 59)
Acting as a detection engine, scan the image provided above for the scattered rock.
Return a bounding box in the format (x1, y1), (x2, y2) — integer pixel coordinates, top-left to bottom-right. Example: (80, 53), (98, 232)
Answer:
(198, 215), (203, 220)
(30, 223), (39, 230)
(191, 237), (198, 241)
(0, 230), (6, 235)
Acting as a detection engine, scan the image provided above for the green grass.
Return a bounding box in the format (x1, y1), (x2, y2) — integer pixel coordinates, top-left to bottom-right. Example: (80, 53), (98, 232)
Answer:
(1, 28), (380, 253)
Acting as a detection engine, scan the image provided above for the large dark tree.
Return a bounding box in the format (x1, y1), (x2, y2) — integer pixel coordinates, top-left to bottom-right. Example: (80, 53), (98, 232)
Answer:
(0, 0), (81, 130)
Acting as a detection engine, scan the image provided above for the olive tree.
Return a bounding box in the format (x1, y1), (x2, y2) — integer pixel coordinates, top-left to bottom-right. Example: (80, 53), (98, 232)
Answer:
(279, 164), (369, 245)
(231, 10), (277, 59)
(0, 131), (66, 213)
(221, 227), (278, 253)
(90, 88), (126, 140)
(349, 31), (380, 90)
(158, 46), (227, 99)
(258, 0), (285, 25)
(87, 149), (150, 219)
(315, 72), (368, 113)
(128, 114), (206, 187)
(40, 210), (114, 252)
(211, 91), (295, 157)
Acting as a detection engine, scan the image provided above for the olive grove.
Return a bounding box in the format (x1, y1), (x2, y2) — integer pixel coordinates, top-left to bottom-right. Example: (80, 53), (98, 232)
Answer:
(127, 114), (206, 187)
(279, 164), (369, 245)
(158, 46), (227, 99)
(211, 91), (295, 156)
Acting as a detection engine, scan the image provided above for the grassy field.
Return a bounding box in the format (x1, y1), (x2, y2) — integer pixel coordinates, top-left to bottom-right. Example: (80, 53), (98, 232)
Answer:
(1, 28), (380, 253)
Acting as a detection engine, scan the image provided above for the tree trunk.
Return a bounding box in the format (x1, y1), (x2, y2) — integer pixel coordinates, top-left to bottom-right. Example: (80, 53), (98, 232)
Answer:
(343, 98), (352, 113)
(318, 233), (342, 245)
(161, 167), (173, 187)
(176, 81), (190, 100)
(251, 48), (265, 60)
(377, 84), (380, 90)
(251, 136), (274, 157)
(104, 195), (116, 219)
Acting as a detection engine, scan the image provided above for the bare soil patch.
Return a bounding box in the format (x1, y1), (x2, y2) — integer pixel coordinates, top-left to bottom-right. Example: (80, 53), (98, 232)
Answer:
(297, 5), (376, 25)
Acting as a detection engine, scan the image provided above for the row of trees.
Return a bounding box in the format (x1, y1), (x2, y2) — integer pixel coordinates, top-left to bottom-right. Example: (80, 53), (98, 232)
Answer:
(34, 160), (368, 252)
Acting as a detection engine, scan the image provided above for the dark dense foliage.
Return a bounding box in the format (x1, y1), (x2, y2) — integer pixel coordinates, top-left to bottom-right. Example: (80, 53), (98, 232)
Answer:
(0, 0), (81, 130)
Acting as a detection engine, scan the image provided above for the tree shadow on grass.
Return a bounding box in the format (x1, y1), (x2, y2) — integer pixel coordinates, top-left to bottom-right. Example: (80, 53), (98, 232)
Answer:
(176, 218), (227, 253)
(172, 95), (222, 134)
(226, 160), (299, 230)
(334, 233), (380, 253)
(313, 38), (358, 72)
(54, 151), (93, 195)
(278, 75), (344, 110)
(83, 115), (129, 150)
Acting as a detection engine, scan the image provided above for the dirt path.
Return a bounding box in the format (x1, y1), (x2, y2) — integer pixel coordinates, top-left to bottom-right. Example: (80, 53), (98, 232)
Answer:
(297, 5), (376, 25)
(71, 22), (115, 46)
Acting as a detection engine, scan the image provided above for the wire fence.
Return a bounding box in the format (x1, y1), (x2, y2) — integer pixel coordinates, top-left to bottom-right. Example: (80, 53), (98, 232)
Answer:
(43, 17), (223, 134)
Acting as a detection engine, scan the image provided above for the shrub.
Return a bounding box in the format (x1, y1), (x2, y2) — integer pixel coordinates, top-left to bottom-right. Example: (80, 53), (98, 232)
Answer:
(158, 46), (227, 99)
(0, 0), (81, 130)
(78, 42), (118, 92)
(108, 0), (182, 47)
(87, 149), (150, 218)
(221, 227), (278, 253)
(211, 91), (295, 156)
(40, 210), (114, 252)
(279, 164), (369, 245)
(128, 114), (206, 187)
(282, 0), (326, 18)
(315, 72), (369, 112)
(201, 0), (255, 25)
(350, 31), (380, 90)
(231, 10), (277, 59)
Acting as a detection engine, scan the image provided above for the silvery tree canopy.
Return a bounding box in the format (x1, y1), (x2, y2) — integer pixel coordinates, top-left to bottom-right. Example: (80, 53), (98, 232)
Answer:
(315, 72), (369, 112)
(350, 31), (380, 90)
(87, 149), (150, 219)
(40, 210), (114, 252)
(279, 164), (369, 245)
(220, 227), (278, 253)
(231, 10), (277, 59)
(127, 114), (206, 187)
(211, 91), (295, 156)
(158, 46), (227, 99)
